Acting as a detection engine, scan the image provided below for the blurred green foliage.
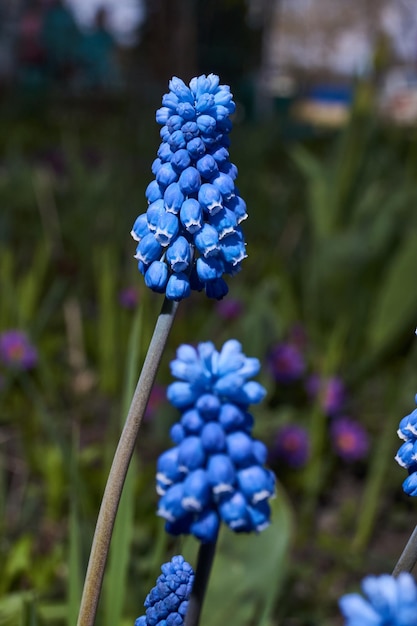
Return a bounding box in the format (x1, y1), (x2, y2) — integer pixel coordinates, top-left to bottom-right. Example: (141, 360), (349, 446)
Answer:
(0, 84), (417, 626)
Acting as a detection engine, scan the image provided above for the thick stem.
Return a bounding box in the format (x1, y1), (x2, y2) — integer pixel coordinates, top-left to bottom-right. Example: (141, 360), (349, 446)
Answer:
(392, 525), (417, 576)
(185, 540), (217, 626)
(77, 298), (178, 626)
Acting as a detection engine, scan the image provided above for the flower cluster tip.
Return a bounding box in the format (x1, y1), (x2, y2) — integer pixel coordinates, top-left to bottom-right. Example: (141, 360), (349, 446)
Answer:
(135, 555), (194, 626)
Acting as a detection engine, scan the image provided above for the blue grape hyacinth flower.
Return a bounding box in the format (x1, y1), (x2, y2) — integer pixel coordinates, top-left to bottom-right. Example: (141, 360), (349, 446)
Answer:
(339, 572), (417, 626)
(135, 555), (194, 626)
(156, 339), (276, 543)
(395, 394), (417, 496)
(131, 74), (247, 301)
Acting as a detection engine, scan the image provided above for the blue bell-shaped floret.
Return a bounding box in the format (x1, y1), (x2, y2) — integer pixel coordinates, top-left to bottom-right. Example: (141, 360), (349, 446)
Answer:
(169, 130), (186, 151)
(147, 199), (165, 232)
(179, 198), (203, 233)
(135, 233), (163, 265)
(196, 154), (219, 180)
(395, 440), (417, 468)
(226, 431), (255, 467)
(170, 423), (185, 445)
(200, 422), (226, 454)
(218, 490), (250, 530)
(247, 500), (271, 532)
(205, 278), (228, 299)
(166, 236), (192, 273)
(198, 183), (223, 215)
(177, 436), (206, 473)
(131, 213), (150, 241)
(207, 453), (235, 494)
(154, 212), (180, 246)
(145, 261), (168, 293)
(164, 183), (185, 214)
(156, 447), (183, 494)
(181, 469), (211, 512)
(166, 273), (191, 301)
(157, 483), (186, 522)
(196, 256), (224, 282)
(146, 180), (163, 203)
(190, 509), (220, 543)
(178, 167), (201, 195)
(167, 382), (196, 409)
(210, 208), (237, 239)
(194, 224), (219, 257)
(180, 409), (204, 434)
(171, 149), (191, 173)
(218, 403), (247, 432)
(237, 466), (275, 504)
(195, 394), (221, 420)
(403, 471), (417, 496)
(156, 163), (178, 188)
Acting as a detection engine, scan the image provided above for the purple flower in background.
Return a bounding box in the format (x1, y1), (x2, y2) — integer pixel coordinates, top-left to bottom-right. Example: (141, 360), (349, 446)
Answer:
(118, 286), (139, 310)
(267, 342), (305, 383)
(330, 417), (369, 462)
(306, 375), (346, 416)
(215, 297), (243, 320)
(271, 424), (310, 468)
(0, 330), (38, 371)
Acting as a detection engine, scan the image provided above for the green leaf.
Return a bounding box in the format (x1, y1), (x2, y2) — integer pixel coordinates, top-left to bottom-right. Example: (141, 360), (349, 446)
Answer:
(94, 246), (119, 394)
(367, 232), (417, 354)
(183, 493), (293, 626)
(0, 537), (32, 594)
(0, 592), (36, 626)
(291, 146), (333, 239)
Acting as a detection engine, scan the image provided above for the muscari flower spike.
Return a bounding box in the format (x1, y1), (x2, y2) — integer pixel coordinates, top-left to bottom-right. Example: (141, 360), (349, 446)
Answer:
(135, 555), (194, 626)
(339, 572), (417, 626)
(156, 340), (276, 543)
(131, 74), (247, 301)
(306, 374), (346, 416)
(267, 341), (305, 384)
(395, 394), (417, 496)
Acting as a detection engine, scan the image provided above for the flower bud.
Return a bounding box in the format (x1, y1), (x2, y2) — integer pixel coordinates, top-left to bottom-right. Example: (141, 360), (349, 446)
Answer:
(178, 167), (201, 195)
(164, 183), (185, 214)
(180, 198), (203, 233)
(166, 236), (191, 272)
(145, 261), (168, 292)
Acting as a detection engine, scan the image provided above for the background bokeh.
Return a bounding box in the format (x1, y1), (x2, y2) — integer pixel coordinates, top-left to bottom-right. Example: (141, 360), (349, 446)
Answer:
(1, 1), (417, 625)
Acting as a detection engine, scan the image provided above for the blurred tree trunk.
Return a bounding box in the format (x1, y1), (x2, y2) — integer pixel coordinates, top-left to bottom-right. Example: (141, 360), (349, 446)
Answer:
(141, 0), (197, 83)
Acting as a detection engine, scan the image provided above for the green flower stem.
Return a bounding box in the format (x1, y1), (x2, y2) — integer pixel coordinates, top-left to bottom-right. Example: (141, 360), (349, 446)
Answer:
(392, 525), (417, 576)
(352, 395), (399, 553)
(300, 406), (327, 530)
(77, 297), (178, 626)
(184, 540), (217, 626)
